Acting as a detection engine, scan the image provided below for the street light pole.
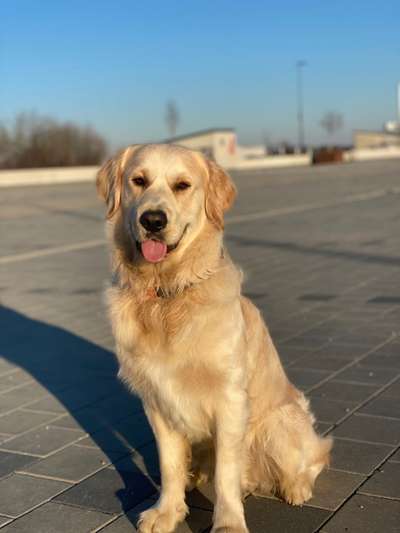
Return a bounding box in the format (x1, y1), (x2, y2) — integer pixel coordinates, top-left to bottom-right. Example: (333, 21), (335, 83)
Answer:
(397, 81), (400, 124)
(296, 60), (307, 152)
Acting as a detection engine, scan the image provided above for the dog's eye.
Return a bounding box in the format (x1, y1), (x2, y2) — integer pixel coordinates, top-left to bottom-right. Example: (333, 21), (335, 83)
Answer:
(132, 176), (147, 187)
(174, 181), (191, 191)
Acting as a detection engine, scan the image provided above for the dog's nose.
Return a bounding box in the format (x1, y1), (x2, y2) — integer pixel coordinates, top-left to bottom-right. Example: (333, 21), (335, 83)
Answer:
(139, 210), (168, 233)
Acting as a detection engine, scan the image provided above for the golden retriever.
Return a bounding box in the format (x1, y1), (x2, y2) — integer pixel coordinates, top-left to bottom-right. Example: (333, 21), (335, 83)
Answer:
(96, 144), (332, 533)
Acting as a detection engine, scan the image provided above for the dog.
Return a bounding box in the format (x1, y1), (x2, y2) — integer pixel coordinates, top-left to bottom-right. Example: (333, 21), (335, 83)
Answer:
(96, 144), (332, 533)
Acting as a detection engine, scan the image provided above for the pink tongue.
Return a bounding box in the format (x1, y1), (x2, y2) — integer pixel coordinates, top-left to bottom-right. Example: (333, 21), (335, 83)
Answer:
(141, 240), (167, 263)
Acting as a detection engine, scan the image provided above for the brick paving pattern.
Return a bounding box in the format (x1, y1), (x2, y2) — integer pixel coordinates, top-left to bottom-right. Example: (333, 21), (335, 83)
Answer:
(0, 159), (399, 532)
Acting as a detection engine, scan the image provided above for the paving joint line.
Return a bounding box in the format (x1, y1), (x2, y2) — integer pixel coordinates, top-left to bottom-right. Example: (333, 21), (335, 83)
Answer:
(317, 443), (400, 532)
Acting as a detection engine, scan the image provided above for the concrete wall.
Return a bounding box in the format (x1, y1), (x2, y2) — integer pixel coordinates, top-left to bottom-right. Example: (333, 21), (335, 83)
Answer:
(344, 146), (400, 162)
(236, 145), (265, 159)
(224, 153), (311, 170)
(0, 166), (98, 187)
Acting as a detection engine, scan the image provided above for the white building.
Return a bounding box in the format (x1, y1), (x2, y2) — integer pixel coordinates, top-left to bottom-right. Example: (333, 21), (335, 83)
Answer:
(165, 128), (239, 165)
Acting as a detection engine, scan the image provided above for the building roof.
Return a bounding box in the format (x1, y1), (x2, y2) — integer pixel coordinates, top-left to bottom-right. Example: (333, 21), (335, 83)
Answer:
(165, 127), (235, 143)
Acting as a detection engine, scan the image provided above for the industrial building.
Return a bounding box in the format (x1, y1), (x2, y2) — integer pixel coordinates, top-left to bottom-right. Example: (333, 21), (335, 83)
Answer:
(165, 128), (265, 166)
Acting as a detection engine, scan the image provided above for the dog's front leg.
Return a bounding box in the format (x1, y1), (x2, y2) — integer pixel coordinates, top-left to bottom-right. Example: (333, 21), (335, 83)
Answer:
(138, 406), (189, 533)
(212, 390), (249, 533)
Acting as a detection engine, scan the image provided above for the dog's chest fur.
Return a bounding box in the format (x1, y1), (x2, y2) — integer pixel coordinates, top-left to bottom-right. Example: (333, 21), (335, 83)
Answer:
(109, 286), (243, 442)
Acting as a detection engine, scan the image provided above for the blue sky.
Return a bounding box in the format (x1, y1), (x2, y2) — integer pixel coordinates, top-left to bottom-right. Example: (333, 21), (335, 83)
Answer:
(1, 0), (399, 148)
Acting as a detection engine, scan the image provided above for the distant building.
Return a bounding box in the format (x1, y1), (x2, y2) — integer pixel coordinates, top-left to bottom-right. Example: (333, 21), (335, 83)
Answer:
(353, 129), (400, 150)
(165, 128), (237, 163)
(165, 128), (265, 165)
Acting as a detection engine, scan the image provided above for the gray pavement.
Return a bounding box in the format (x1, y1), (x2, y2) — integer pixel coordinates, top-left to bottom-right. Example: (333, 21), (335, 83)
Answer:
(0, 159), (399, 532)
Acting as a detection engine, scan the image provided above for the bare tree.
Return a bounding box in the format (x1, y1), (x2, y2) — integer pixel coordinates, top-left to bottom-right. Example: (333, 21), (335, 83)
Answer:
(165, 100), (179, 138)
(0, 112), (107, 169)
(320, 112), (344, 137)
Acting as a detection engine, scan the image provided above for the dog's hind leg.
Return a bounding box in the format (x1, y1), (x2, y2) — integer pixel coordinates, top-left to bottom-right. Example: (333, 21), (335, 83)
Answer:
(246, 398), (332, 505)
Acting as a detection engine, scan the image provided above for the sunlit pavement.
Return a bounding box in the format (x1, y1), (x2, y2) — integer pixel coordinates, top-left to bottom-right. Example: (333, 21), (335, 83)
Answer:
(0, 159), (399, 532)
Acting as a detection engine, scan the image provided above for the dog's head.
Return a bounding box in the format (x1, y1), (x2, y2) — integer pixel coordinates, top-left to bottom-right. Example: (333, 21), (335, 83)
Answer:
(96, 144), (236, 263)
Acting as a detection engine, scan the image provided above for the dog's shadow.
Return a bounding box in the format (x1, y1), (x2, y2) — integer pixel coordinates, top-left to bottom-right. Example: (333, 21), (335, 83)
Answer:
(0, 305), (213, 530)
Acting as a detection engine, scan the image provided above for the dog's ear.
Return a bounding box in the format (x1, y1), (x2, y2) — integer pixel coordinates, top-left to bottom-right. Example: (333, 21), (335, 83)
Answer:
(205, 160), (237, 230)
(96, 146), (136, 219)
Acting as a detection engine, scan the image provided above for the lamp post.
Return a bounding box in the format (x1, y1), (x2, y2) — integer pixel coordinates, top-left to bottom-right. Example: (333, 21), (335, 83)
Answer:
(296, 60), (307, 152)
(397, 81), (400, 124)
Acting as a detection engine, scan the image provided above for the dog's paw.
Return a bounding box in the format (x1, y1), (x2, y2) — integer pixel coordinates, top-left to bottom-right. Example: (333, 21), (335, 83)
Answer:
(211, 511), (249, 533)
(283, 482), (313, 506)
(137, 503), (188, 533)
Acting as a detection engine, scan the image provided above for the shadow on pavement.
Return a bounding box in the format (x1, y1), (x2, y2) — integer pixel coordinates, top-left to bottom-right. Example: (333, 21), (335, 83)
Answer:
(0, 305), (162, 527)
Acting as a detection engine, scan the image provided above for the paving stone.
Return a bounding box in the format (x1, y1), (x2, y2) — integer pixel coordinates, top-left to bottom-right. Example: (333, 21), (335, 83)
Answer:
(48, 411), (104, 432)
(0, 434), (12, 445)
(334, 364), (397, 385)
(299, 293), (336, 302)
(24, 386), (111, 414)
(0, 409), (58, 435)
(314, 343), (370, 360)
(390, 449), (400, 462)
(0, 473), (70, 517)
(368, 295), (400, 304)
(333, 413), (400, 445)
(331, 438), (394, 474)
(295, 353), (349, 372)
(362, 352), (400, 369)
(286, 368), (331, 389)
(54, 466), (156, 514)
(23, 395), (70, 414)
(110, 440), (159, 480)
(0, 426), (85, 457)
(0, 371), (33, 392)
(372, 343), (400, 357)
(0, 502), (113, 532)
(19, 444), (123, 482)
(359, 395), (400, 419)
(0, 382), (52, 404)
(0, 451), (38, 480)
(0, 516), (11, 527)
(243, 496), (330, 533)
(381, 380), (400, 398)
(310, 380), (378, 403)
(0, 387), (47, 415)
(186, 483), (215, 511)
(323, 494), (400, 533)
(0, 359), (19, 376)
(307, 469), (365, 510)
(49, 396), (141, 433)
(76, 413), (153, 454)
(281, 337), (327, 352)
(358, 460), (400, 499)
(309, 397), (357, 423)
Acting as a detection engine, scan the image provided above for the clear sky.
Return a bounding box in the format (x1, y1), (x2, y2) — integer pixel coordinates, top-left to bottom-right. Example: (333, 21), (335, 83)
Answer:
(1, 0), (399, 148)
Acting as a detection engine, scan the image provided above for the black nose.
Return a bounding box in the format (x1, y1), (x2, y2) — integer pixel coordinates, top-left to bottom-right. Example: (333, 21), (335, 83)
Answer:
(139, 210), (168, 233)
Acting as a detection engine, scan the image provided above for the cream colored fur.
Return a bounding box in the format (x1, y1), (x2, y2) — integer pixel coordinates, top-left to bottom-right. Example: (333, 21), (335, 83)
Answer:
(97, 144), (332, 533)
